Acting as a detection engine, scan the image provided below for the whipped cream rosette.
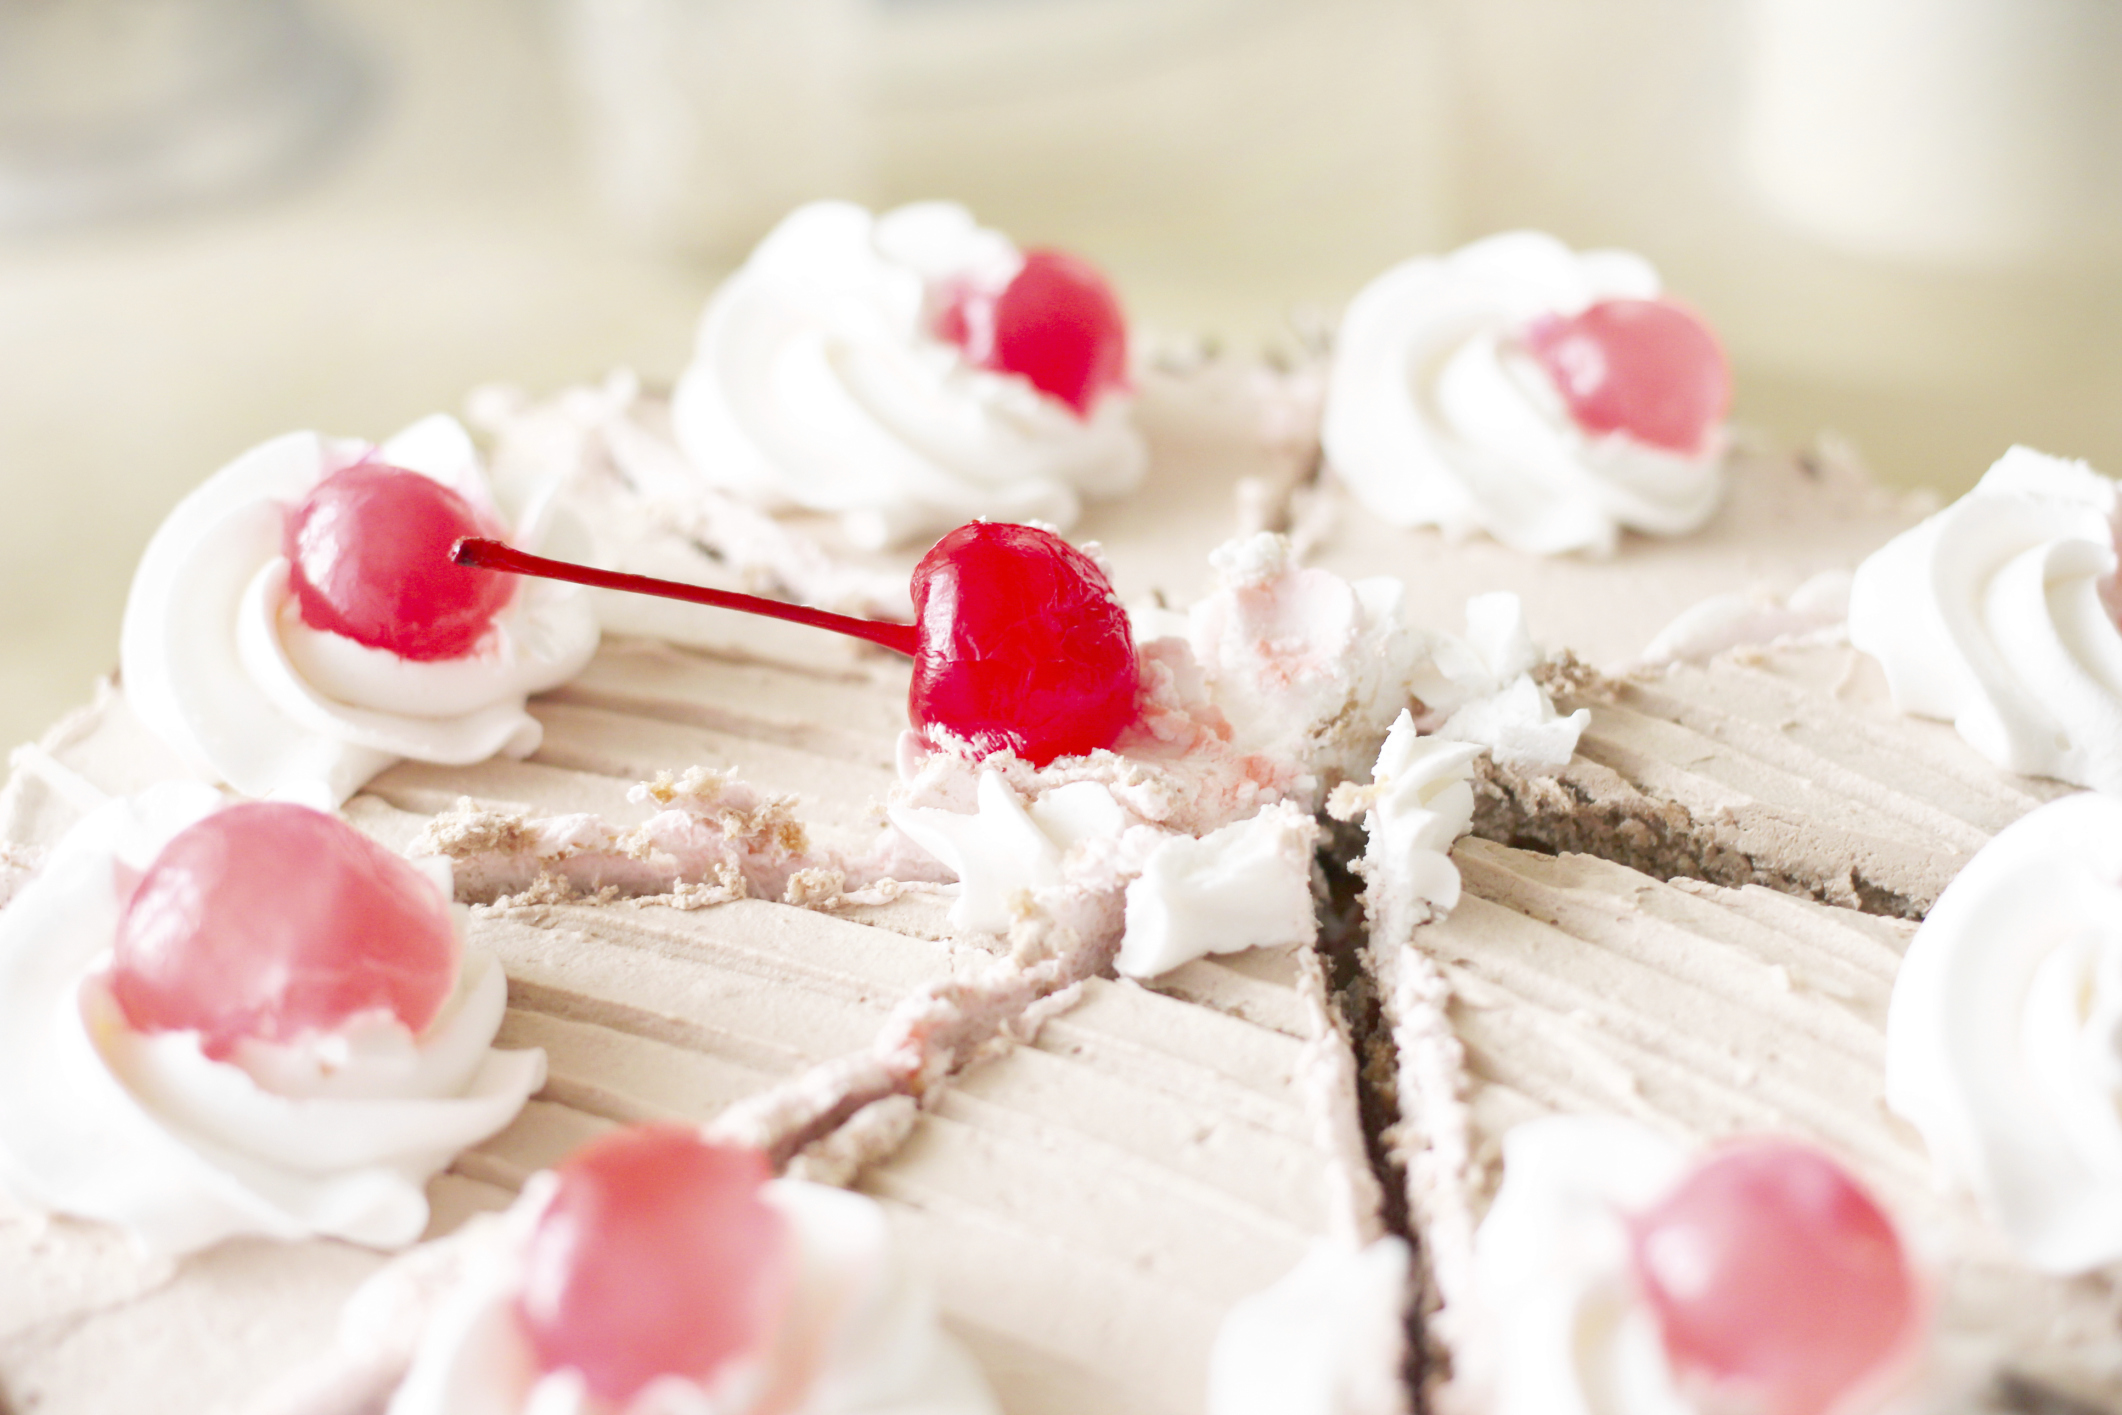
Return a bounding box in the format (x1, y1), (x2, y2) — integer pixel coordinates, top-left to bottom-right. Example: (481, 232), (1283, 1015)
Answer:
(1453, 1116), (1928, 1415)
(121, 413), (599, 806)
(248, 1125), (996, 1415)
(1850, 446), (2122, 796)
(670, 200), (1147, 550)
(1207, 1236), (1411, 1415)
(1887, 792), (2122, 1273)
(1322, 231), (1730, 557)
(0, 782), (545, 1255)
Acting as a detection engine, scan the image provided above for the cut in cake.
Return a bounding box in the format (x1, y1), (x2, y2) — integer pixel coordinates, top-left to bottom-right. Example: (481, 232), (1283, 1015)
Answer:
(5, 204), (2115, 1415)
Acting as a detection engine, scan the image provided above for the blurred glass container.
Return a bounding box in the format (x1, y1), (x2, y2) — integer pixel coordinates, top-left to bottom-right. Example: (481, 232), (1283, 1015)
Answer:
(0, 0), (362, 230)
(869, 0), (1455, 339)
(555, 0), (872, 261)
(1449, 0), (2122, 493)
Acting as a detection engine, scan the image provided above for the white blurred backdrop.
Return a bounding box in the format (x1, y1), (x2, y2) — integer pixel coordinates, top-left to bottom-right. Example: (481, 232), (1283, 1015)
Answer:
(2, 0), (2119, 750)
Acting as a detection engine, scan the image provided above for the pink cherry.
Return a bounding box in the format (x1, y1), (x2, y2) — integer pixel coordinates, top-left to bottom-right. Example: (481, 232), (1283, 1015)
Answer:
(1628, 1139), (1918, 1415)
(908, 521), (1140, 765)
(109, 802), (459, 1059)
(516, 1125), (793, 1403)
(284, 462), (516, 662)
(1525, 297), (1731, 454)
(940, 249), (1129, 417)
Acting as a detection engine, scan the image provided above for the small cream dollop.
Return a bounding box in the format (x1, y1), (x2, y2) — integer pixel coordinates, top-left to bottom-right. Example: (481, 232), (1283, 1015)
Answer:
(352, 1172), (996, 1415)
(1887, 792), (2122, 1273)
(669, 200), (1146, 550)
(1850, 446), (2122, 795)
(0, 783), (545, 1255)
(1322, 232), (1725, 557)
(1206, 1237), (1411, 1415)
(121, 414), (599, 807)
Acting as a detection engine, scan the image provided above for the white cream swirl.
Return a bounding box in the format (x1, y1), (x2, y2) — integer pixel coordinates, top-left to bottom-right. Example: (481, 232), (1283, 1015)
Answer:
(378, 1173), (997, 1415)
(0, 783), (547, 1256)
(669, 200), (1147, 550)
(1322, 231), (1725, 556)
(1887, 792), (2122, 1273)
(1452, 1116), (1698, 1415)
(121, 414), (600, 807)
(1206, 1237), (1412, 1415)
(1849, 446), (2122, 795)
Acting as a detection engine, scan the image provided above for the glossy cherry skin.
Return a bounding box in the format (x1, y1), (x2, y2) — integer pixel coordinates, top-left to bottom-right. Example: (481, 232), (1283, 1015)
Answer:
(284, 462), (516, 661)
(939, 249), (1129, 417)
(1525, 297), (1731, 454)
(1628, 1140), (1918, 1415)
(516, 1125), (793, 1403)
(908, 522), (1140, 765)
(109, 802), (459, 1059)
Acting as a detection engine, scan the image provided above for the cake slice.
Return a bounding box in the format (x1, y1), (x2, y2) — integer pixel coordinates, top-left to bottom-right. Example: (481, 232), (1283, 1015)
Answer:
(1358, 826), (2122, 1412)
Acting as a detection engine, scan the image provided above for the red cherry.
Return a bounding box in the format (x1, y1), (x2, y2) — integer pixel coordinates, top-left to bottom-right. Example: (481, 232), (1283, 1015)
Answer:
(284, 462), (516, 662)
(940, 250), (1129, 417)
(1627, 1140), (1917, 1415)
(454, 522), (1142, 767)
(909, 522), (1139, 764)
(109, 802), (459, 1060)
(1524, 297), (1730, 454)
(516, 1125), (793, 1403)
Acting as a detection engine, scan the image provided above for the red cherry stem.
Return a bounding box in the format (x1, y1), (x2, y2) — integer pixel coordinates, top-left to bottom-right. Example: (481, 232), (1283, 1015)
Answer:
(452, 538), (919, 658)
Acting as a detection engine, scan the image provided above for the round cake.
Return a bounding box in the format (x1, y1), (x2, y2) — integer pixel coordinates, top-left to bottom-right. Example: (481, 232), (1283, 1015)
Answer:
(1, 205), (2107, 1415)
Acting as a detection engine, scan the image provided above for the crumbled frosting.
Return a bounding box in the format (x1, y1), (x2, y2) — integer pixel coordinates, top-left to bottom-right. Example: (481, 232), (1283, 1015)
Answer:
(1635, 570), (1854, 668)
(1850, 446), (2122, 794)
(890, 771), (1318, 980)
(1207, 1237), (1412, 1415)
(669, 200), (1147, 551)
(1411, 593), (1588, 772)
(471, 374), (914, 628)
(249, 1171), (996, 1415)
(0, 783), (545, 1255)
(1887, 792), (2122, 1273)
(1322, 232), (1725, 556)
(1330, 711), (1479, 925)
(120, 415), (599, 806)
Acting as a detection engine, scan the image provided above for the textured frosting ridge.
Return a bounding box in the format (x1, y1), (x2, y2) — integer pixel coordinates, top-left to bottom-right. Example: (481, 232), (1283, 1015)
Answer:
(0, 783), (544, 1255)
(1888, 791), (2122, 1273)
(669, 200), (1146, 550)
(120, 414), (599, 806)
(1851, 445), (2122, 796)
(1322, 232), (1724, 557)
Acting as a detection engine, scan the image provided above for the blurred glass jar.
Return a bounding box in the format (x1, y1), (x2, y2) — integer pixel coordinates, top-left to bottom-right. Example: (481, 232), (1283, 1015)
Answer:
(0, 0), (361, 230)
(555, 0), (872, 261)
(1449, 0), (2122, 492)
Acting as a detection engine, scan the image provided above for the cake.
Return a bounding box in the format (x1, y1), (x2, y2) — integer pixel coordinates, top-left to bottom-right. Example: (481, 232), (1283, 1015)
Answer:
(1, 208), (2107, 1415)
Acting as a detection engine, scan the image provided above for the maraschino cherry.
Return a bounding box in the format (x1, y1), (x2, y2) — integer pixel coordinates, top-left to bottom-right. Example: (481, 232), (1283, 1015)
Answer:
(109, 802), (459, 1060)
(516, 1125), (793, 1403)
(1627, 1140), (1918, 1415)
(1524, 297), (1730, 454)
(938, 249), (1129, 417)
(455, 520), (1141, 767)
(285, 462), (516, 661)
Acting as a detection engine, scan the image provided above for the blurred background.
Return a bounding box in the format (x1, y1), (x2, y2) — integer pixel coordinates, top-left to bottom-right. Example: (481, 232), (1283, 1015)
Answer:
(4, 0), (2122, 749)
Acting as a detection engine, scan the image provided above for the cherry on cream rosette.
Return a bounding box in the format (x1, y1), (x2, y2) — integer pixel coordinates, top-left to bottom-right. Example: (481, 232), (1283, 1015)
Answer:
(121, 413), (599, 807)
(1321, 231), (1732, 556)
(1454, 1116), (1928, 1415)
(254, 1124), (997, 1415)
(669, 200), (1147, 551)
(1886, 792), (2122, 1273)
(1849, 446), (2122, 795)
(0, 782), (545, 1255)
